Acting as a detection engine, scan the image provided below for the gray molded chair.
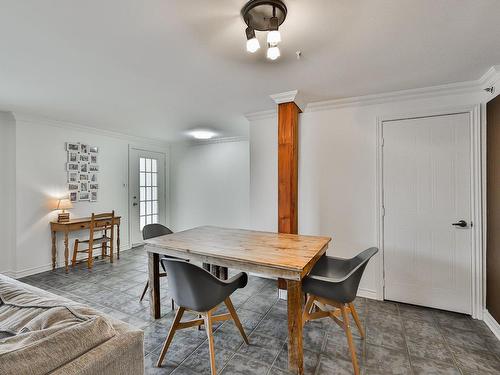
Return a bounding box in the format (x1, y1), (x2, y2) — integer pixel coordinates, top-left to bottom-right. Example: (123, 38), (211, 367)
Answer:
(302, 247), (378, 375)
(139, 224), (179, 306)
(156, 259), (249, 374)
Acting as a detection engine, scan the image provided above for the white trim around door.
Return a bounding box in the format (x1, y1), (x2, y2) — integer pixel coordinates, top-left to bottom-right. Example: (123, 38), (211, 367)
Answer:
(376, 105), (484, 319)
(128, 145), (170, 247)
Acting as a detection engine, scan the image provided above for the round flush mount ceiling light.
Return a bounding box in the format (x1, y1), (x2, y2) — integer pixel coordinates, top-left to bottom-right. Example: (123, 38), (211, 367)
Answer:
(241, 0), (287, 61)
(187, 130), (217, 140)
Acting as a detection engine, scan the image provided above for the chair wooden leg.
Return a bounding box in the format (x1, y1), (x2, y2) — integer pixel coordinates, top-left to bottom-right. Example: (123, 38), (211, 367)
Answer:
(224, 297), (249, 344)
(157, 307), (185, 367)
(87, 245), (93, 270)
(302, 295), (315, 325)
(171, 298), (175, 310)
(349, 302), (365, 338)
(140, 281), (149, 302)
(341, 304), (360, 375)
(204, 311), (217, 375)
(72, 240), (79, 268)
(101, 241), (106, 259)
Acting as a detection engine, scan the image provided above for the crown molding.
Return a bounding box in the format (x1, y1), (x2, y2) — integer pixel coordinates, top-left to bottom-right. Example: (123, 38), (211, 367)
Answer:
(180, 136), (249, 146)
(480, 65), (500, 93)
(244, 109), (277, 122)
(12, 112), (170, 148)
(245, 65), (500, 120)
(270, 90), (307, 111)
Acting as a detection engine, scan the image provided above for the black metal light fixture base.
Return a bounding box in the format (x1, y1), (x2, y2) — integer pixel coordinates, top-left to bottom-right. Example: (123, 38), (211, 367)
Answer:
(241, 0), (287, 31)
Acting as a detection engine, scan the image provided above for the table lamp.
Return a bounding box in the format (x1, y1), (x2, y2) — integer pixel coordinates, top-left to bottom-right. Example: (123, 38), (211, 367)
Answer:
(55, 198), (73, 223)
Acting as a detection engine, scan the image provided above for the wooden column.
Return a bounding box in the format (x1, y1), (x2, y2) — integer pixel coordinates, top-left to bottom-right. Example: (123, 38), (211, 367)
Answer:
(278, 101), (301, 233)
(278, 101), (301, 291)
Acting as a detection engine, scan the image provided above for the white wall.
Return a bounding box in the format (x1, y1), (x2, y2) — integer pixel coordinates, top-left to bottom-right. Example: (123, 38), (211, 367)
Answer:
(8, 114), (168, 277)
(170, 140), (250, 232)
(249, 90), (488, 298)
(0, 112), (17, 275)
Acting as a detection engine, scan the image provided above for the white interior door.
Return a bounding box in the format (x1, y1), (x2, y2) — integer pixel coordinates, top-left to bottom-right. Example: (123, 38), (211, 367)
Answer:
(129, 148), (166, 246)
(383, 113), (472, 314)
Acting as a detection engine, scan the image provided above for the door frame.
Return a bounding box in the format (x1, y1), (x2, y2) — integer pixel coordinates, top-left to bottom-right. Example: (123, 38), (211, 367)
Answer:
(376, 104), (484, 318)
(127, 144), (170, 247)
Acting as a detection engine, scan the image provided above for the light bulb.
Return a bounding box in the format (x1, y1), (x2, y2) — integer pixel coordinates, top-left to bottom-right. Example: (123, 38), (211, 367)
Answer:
(267, 46), (280, 60)
(267, 30), (281, 45)
(246, 37), (260, 53)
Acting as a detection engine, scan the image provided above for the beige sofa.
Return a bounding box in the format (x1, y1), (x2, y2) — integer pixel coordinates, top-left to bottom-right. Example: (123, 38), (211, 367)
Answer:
(0, 274), (144, 375)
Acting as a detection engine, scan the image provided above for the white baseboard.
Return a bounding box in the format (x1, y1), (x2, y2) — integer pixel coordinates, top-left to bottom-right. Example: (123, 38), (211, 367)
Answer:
(0, 270), (15, 278)
(357, 287), (379, 300)
(483, 309), (500, 341)
(10, 244), (133, 279)
(14, 263), (53, 279)
(277, 287), (379, 301)
(278, 289), (288, 300)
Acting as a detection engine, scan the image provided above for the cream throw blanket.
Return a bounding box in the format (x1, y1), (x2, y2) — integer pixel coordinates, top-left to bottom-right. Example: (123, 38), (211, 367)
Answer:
(0, 276), (116, 375)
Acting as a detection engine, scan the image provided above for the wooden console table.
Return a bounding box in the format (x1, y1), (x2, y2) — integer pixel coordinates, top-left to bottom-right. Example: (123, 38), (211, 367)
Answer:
(50, 216), (121, 272)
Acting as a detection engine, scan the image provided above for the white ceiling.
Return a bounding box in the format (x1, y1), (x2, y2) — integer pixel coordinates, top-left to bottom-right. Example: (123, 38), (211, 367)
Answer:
(1, 0), (500, 141)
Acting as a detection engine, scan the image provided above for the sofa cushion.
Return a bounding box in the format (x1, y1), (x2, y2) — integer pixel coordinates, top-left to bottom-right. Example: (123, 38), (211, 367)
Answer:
(0, 275), (116, 375)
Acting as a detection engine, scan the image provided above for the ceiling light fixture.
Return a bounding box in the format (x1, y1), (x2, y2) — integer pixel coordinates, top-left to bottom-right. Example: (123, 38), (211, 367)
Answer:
(187, 130), (217, 140)
(241, 0), (287, 61)
(246, 27), (260, 53)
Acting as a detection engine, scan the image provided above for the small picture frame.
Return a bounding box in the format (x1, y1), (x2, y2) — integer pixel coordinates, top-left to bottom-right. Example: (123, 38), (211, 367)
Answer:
(90, 154), (98, 164)
(80, 182), (88, 192)
(80, 154), (90, 163)
(89, 183), (99, 190)
(89, 173), (98, 183)
(89, 146), (99, 153)
(78, 191), (90, 201)
(68, 172), (79, 183)
(80, 163), (88, 173)
(79, 173), (89, 181)
(90, 191), (98, 202)
(67, 163), (79, 172)
(69, 191), (78, 203)
(68, 183), (79, 191)
(66, 142), (79, 152)
(68, 152), (79, 163)
(80, 144), (89, 154)
(89, 164), (99, 172)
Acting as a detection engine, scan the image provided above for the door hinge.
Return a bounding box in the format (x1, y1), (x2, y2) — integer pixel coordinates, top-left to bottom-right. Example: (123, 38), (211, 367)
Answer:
(381, 137), (385, 147)
(382, 206), (385, 217)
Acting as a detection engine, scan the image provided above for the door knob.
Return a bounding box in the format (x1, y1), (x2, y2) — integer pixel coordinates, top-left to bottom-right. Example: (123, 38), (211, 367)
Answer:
(452, 220), (467, 228)
(133, 203), (138, 207)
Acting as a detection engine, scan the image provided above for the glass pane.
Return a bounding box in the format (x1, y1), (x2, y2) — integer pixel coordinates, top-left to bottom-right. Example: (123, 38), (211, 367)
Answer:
(146, 215), (152, 225)
(146, 201), (152, 215)
(152, 187), (157, 201)
(146, 173), (152, 186)
(152, 159), (157, 173)
(146, 158), (152, 172)
(140, 172), (145, 187)
(152, 173), (157, 187)
(152, 201), (158, 214)
(140, 216), (145, 230)
(140, 187), (145, 200)
(140, 158), (146, 172)
(140, 202), (146, 216)
(153, 215), (158, 223)
(146, 187), (152, 200)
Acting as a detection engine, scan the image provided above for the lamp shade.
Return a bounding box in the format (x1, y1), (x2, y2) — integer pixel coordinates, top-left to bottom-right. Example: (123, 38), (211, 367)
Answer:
(56, 198), (73, 210)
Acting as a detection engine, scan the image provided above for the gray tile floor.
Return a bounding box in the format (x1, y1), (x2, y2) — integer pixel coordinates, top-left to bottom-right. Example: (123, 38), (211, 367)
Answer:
(20, 248), (500, 375)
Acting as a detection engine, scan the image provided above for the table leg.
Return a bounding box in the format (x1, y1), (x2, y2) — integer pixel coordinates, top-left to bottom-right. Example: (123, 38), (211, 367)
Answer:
(148, 252), (161, 319)
(64, 230), (69, 273)
(117, 223), (120, 259)
(287, 280), (304, 375)
(51, 231), (57, 270)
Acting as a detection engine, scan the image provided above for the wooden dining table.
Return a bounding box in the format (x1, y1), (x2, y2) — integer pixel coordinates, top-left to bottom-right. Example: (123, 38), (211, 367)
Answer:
(144, 225), (331, 375)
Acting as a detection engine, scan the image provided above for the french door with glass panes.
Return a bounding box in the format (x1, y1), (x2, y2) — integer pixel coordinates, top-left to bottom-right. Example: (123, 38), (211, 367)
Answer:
(129, 148), (166, 246)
